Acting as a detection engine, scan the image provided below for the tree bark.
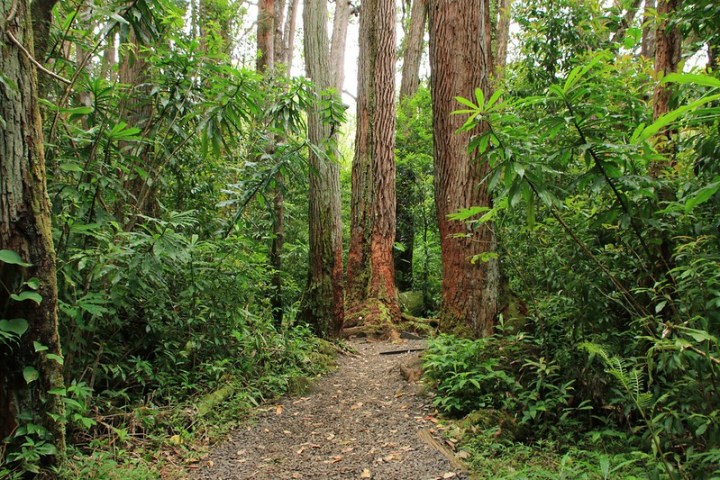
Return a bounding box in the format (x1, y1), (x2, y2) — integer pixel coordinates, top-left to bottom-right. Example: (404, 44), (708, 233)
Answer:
(257, 0), (275, 72)
(494, 0), (511, 71)
(330, 0), (352, 91)
(399, 0), (427, 99)
(0, 0), (66, 462)
(428, 0), (499, 337)
(301, 0), (346, 337)
(346, 0), (400, 328)
(641, 0), (656, 59)
(119, 29), (157, 226)
(651, 0), (681, 168)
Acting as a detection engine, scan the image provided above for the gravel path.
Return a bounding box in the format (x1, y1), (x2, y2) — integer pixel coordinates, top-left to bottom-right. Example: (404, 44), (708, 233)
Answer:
(189, 338), (468, 480)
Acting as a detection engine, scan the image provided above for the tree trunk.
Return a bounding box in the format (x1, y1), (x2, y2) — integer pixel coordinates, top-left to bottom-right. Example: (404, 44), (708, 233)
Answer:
(494, 0), (511, 71)
(101, 31), (117, 81)
(257, 0), (284, 326)
(257, 0), (275, 72)
(346, 0), (400, 328)
(0, 0), (66, 462)
(399, 0), (427, 99)
(301, 0), (345, 337)
(651, 0), (681, 169)
(428, 0), (499, 337)
(30, 0), (58, 99)
(330, 0), (352, 91)
(119, 29), (157, 226)
(641, 0), (656, 59)
(394, 0), (428, 292)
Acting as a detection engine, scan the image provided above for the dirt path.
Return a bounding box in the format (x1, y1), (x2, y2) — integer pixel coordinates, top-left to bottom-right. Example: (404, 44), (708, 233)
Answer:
(189, 338), (468, 480)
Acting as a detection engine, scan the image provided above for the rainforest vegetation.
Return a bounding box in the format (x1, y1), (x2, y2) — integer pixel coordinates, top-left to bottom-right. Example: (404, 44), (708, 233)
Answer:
(1, 0), (719, 478)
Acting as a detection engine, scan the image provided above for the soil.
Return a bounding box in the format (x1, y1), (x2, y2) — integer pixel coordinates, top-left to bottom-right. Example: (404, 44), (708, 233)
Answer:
(188, 338), (468, 480)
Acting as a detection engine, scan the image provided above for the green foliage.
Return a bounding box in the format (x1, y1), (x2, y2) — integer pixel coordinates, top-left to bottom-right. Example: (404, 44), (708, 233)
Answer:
(442, 48), (720, 477)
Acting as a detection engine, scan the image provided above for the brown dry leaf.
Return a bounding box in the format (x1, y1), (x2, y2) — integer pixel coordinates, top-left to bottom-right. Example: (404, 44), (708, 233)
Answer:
(296, 447), (305, 455)
(276, 405), (284, 415)
(283, 430), (292, 435)
(443, 473), (457, 479)
(326, 433), (335, 440)
(206, 460), (214, 468)
(360, 468), (372, 478)
(341, 446), (354, 453)
(456, 450), (471, 460)
(292, 474), (302, 479)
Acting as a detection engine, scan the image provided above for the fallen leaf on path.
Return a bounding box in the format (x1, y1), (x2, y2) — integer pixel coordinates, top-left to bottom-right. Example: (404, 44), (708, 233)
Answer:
(456, 450), (470, 459)
(276, 405), (284, 415)
(443, 473), (457, 479)
(341, 446), (354, 453)
(360, 468), (372, 478)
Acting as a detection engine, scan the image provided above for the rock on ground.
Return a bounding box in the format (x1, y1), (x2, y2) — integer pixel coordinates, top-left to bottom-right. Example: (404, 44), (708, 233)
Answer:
(188, 338), (467, 480)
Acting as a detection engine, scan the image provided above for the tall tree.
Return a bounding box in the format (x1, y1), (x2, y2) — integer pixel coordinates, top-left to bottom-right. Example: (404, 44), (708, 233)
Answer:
(345, 0), (400, 328)
(428, 0), (499, 336)
(651, 0), (682, 165)
(256, 0), (286, 325)
(494, 0), (512, 71)
(399, 0), (427, 98)
(0, 0), (66, 462)
(641, 0), (657, 58)
(301, 0), (346, 336)
(394, 0), (428, 292)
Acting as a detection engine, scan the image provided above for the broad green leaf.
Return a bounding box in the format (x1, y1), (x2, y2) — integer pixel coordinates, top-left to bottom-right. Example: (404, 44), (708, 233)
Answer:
(662, 73), (720, 88)
(638, 93), (720, 142)
(684, 180), (720, 213)
(47, 353), (64, 365)
(23, 367), (39, 384)
(25, 278), (40, 290)
(10, 291), (43, 304)
(34, 341), (49, 353)
(0, 319), (28, 336)
(454, 96), (478, 109)
(0, 250), (32, 267)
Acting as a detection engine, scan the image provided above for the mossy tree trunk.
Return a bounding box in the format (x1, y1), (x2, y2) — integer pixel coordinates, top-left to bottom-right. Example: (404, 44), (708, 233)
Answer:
(301, 0), (346, 337)
(428, 0), (499, 337)
(0, 0), (66, 463)
(345, 0), (400, 328)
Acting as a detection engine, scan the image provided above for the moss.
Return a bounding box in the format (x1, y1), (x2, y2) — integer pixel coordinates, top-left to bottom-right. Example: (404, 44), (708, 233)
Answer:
(459, 408), (524, 441)
(399, 290), (425, 316)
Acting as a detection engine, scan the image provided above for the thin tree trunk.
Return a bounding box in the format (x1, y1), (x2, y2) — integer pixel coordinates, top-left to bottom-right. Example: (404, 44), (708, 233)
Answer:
(257, 0), (275, 72)
(395, 0), (427, 292)
(641, 0), (656, 59)
(346, 0), (400, 328)
(301, 0), (345, 337)
(101, 31), (116, 80)
(399, 0), (427, 98)
(0, 0), (66, 463)
(31, 0), (59, 98)
(494, 0), (511, 71)
(330, 0), (352, 90)
(119, 29), (157, 227)
(257, 0), (284, 325)
(651, 0), (681, 169)
(429, 0), (499, 337)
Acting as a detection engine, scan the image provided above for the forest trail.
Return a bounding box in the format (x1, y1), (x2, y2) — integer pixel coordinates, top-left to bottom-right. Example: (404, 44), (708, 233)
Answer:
(189, 338), (468, 480)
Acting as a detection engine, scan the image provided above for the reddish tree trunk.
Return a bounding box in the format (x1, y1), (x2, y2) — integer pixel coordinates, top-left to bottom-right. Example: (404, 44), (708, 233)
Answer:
(346, 0), (400, 328)
(651, 0), (681, 172)
(428, 0), (499, 337)
(0, 0), (66, 461)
